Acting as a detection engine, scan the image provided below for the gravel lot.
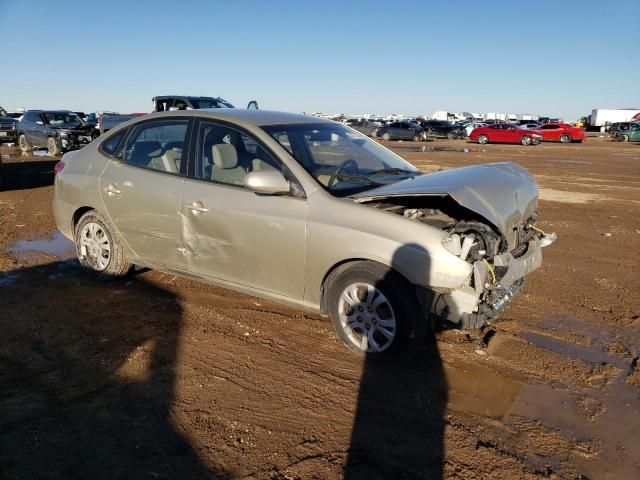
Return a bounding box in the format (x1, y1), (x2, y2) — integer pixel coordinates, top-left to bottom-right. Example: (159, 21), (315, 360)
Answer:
(1, 137), (639, 479)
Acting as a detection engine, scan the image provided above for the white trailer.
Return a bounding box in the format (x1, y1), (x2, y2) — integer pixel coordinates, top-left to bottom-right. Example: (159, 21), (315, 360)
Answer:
(590, 109), (640, 127)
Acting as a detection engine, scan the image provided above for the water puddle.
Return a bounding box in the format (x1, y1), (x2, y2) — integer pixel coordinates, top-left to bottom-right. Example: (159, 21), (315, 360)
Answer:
(7, 232), (75, 260)
(32, 150), (53, 157)
(520, 331), (628, 370)
(445, 361), (523, 418)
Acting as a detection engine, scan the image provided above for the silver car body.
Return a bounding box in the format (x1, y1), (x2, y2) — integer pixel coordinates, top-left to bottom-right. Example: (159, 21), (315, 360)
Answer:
(53, 110), (553, 328)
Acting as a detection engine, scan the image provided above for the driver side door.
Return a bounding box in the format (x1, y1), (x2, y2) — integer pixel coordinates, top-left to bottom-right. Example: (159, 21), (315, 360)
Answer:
(181, 119), (308, 299)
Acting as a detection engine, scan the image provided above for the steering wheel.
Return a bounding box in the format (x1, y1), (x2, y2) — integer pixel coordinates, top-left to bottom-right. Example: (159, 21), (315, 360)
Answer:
(327, 159), (359, 188)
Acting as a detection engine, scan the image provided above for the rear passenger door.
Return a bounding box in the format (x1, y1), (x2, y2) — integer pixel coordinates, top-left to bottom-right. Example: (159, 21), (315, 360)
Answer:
(99, 118), (191, 271)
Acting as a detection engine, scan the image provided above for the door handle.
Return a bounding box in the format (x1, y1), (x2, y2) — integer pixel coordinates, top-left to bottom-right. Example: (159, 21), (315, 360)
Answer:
(186, 201), (208, 215)
(103, 184), (121, 196)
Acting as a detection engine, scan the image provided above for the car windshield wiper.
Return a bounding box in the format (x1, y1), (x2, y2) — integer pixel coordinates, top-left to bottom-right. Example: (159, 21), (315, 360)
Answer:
(368, 167), (419, 176)
(332, 172), (380, 184)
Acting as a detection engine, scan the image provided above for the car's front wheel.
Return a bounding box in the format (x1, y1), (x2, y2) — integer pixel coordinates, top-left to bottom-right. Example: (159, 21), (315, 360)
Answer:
(75, 210), (132, 277)
(477, 134), (489, 144)
(382, 132), (391, 141)
(47, 137), (61, 155)
(520, 135), (532, 146)
(327, 261), (422, 357)
(18, 134), (32, 153)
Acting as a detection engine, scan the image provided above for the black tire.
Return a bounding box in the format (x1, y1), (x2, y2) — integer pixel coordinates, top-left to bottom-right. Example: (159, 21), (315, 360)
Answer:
(18, 134), (32, 153)
(477, 134), (489, 145)
(447, 131), (456, 140)
(326, 261), (424, 358)
(559, 134), (571, 144)
(75, 210), (132, 278)
(47, 137), (61, 155)
(382, 132), (391, 141)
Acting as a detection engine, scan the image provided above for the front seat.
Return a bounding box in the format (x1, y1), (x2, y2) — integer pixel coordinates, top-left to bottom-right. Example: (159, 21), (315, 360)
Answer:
(210, 144), (247, 185)
(127, 140), (162, 167)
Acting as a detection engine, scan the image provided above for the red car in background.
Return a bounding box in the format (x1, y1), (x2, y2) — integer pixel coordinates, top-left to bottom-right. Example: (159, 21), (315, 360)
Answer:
(469, 123), (542, 146)
(534, 123), (586, 143)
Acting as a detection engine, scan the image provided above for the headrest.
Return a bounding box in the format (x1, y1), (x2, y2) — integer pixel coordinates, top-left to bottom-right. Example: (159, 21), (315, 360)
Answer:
(211, 143), (238, 169)
(132, 140), (162, 157)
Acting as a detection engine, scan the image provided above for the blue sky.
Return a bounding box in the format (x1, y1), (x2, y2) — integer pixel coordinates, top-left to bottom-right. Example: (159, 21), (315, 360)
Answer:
(1, 0), (638, 119)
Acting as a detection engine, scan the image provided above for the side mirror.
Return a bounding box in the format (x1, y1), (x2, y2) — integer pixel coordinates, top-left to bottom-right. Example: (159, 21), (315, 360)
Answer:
(243, 170), (290, 195)
(247, 100), (259, 110)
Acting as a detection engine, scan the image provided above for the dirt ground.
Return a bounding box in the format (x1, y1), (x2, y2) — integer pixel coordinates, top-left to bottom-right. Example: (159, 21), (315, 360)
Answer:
(1, 136), (639, 480)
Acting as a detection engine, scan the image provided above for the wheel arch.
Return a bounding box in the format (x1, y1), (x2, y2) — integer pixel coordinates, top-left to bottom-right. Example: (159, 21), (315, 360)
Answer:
(319, 258), (413, 315)
(72, 206), (96, 233)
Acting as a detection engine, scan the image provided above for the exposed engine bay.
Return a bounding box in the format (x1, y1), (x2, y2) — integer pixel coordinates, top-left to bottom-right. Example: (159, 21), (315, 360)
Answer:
(364, 195), (556, 330)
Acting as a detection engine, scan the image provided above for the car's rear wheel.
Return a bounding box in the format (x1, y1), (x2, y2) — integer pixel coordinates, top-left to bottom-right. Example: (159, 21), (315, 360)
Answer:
(382, 132), (391, 141)
(326, 261), (423, 357)
(447, 131), (456, 140)
(18, 134), (32, 153)
(75, 210), (132, 277)
(477, 134), (489, 144)
(520, 135), (532, 146)
(47, 137), (61, 155)
(559, 134), (571, 144)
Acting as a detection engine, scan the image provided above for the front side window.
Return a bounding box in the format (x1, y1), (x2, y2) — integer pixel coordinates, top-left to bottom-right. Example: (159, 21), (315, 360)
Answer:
(194, 121), (282, 186)
(263, 123), (419, 196)
(122, 120), (188, 174)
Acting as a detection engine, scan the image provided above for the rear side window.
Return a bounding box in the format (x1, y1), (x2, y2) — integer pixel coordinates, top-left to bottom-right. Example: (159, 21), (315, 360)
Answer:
(101, 131), (125, 156)
(122, 120), (189, 175)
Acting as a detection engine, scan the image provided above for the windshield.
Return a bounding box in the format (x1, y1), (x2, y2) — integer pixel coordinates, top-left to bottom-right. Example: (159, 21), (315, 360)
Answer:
(0, 107), (7, 117)
(262, 123), (420, 196)
(189, 97), (235, 109)
(44, 112), (83, 127)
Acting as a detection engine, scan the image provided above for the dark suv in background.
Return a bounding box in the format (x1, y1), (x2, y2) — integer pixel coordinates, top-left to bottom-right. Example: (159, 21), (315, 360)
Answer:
(374, 121), (426, 141)
(419, 120), (465, 139)
(18, 110), (96, 155)
(0, 106), (18, 144)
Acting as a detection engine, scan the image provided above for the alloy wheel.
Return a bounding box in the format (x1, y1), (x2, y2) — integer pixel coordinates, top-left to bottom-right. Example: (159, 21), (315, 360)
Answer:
(337, 282), (397, 353)
(79, 222), (111, 271)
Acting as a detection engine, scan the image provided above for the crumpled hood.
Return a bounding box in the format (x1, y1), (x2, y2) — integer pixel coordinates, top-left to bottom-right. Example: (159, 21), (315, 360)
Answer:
(352, 162), (539, 240)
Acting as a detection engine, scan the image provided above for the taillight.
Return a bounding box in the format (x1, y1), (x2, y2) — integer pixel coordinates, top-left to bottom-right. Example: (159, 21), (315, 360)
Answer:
(54, 161), (65, 174)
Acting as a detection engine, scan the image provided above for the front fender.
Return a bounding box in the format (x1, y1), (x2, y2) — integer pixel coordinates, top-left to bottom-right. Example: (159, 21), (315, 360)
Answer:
(304, 193), (473, 308)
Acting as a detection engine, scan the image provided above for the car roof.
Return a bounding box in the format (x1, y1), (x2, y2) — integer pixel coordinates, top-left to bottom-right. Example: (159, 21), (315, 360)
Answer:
(25, 109), (73, 113)
(139, 109), (335, 127)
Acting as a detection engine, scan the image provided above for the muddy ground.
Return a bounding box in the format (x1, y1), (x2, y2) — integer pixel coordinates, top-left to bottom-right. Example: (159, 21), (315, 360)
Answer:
(1, 137), (639, 480)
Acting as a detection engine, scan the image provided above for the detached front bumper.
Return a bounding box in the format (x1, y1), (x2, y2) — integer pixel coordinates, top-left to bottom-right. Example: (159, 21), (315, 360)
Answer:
(59, 134), (93, 152)
(434, 231), (556, 329)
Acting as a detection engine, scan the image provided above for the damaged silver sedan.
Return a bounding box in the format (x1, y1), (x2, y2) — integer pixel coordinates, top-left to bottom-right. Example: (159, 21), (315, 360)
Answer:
(52, 110), (555, 357)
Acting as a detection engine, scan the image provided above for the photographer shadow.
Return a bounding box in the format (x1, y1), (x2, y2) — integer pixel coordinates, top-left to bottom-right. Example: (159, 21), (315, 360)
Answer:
(345, 243), (448, 479)
(0, 260), (228, 479)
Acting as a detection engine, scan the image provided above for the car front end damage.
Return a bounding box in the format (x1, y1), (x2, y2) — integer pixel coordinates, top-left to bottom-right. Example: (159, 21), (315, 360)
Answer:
(352, 162), (556, 330)
(53, 127), (95, 152)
